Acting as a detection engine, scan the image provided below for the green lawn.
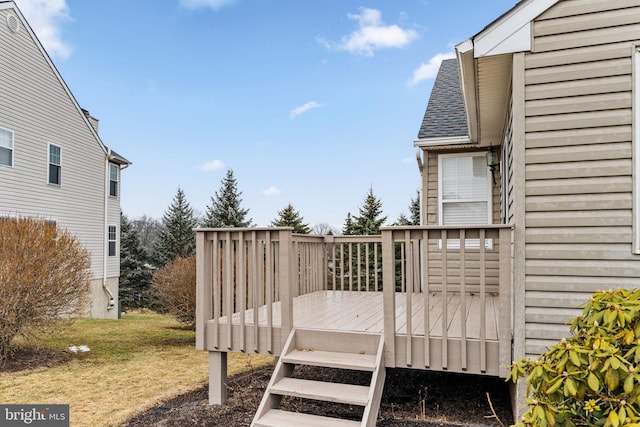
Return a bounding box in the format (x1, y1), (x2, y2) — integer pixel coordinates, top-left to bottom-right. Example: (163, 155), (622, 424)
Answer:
(0, 311), (273, 427)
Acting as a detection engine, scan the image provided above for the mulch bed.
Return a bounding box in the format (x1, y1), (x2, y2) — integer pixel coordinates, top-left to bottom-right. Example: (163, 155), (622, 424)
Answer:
(2, 346), (515, 426)
(123, 365), (514, 427)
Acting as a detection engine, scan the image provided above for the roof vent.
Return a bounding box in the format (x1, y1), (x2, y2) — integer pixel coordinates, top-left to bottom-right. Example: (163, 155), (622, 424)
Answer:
(7, 14), (20, 33)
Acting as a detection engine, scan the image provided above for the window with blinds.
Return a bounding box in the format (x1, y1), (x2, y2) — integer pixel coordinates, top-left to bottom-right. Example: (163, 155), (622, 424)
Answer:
(439, 153), (491, 225)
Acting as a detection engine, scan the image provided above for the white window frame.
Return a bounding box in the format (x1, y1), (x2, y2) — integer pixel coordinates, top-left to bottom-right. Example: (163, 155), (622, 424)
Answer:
(438, 152), (493, 250)
(48, 143), (61, 186)
(438, 152), (493, 226)
(108, 225), (117, 257)
(109, 163), (118, 197)
(0, 127), (14, 167)
(634, 46), (640, 254)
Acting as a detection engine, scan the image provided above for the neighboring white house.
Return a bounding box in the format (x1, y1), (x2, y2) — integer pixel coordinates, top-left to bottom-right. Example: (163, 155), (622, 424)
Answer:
(0, 1), (130, 319)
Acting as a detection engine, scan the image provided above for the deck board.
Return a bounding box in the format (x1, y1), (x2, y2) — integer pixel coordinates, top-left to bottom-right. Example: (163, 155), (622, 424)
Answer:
(220, 291), (499, 341)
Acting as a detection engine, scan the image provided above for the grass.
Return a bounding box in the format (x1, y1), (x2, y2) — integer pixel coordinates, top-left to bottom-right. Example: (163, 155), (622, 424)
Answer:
(0, 310), (274, 427)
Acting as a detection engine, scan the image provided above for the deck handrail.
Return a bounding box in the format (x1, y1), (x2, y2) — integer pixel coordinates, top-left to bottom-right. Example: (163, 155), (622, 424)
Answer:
(381, 225), (513, 372)
(196, 225), (513, 375)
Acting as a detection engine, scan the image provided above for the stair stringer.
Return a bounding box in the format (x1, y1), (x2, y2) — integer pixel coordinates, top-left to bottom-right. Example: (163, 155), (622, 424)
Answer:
(251, 328), (297, 425)
(360, 334), (386, 427)
(251, 328), (386, 427)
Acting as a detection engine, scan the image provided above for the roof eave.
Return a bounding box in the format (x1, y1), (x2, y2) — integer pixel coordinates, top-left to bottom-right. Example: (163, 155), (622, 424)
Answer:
(414, 135), (473, 148)
(454, 0), (561, 145)
(455, 41), (478, 144)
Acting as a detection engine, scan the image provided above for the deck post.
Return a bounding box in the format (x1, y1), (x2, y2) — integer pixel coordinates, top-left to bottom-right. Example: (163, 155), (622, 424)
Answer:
(279, 228), (294, 345)
(196, 230), (212, 350)
(209, 351), (227, 405)
(382, 228), (396, 367)
(498, 226), (513, 376)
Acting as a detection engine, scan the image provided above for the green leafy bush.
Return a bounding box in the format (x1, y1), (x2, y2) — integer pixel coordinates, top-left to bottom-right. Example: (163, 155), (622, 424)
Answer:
(508, 288), (640, 427)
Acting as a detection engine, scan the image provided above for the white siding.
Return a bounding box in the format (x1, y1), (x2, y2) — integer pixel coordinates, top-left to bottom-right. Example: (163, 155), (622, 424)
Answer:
(0, 6), (121, 317)
(522, 0), (640, 358)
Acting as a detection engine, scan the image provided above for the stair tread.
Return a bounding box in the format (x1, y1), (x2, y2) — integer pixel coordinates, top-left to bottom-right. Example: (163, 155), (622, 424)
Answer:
(254, 409), (361, 427)
(271, 377), (369, 406)
(283, 349), (376, 371)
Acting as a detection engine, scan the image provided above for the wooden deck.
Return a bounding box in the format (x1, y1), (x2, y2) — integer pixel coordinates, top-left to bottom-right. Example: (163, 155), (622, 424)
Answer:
(196, 225), (513, 406)
(221, 290), (499, 340)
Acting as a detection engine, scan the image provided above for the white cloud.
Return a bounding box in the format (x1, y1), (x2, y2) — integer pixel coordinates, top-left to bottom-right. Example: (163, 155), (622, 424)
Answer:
(401, 157), (414, 165)
(200, 160), (224, 171)
(289, 101), (322, 119)
(261, 186), (282, 197)
(15, 0), (73, 60)
(408, 52), (456, 86)
(179, 0), (238, 10)
(319, 8), (418, 57)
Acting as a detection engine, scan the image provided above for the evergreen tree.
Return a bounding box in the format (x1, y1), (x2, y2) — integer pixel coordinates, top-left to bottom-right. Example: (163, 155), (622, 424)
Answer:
(119, 213), (153, 309)
(394, 190), (421, 226)
(202, 169), (252, 228)
(351, 187), (387, 235)
(394, 212), (412, 226)
(409, 189), (421, 225)
(342, 212), (355, 235)
(271, 203), (311, 234)
(152, 188), (198, 267)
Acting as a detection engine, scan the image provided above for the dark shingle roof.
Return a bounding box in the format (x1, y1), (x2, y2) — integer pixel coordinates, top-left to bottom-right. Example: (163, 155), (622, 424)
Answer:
(417, 58), (468, 140)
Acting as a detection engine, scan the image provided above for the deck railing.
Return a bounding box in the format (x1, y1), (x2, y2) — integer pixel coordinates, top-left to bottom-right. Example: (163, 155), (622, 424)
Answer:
(381, 225), (512, 373)
(196, 225), (512, 374)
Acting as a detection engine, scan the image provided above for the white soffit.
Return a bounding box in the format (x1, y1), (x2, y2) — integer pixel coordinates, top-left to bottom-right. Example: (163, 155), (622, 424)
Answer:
(473, 0), (560, 58)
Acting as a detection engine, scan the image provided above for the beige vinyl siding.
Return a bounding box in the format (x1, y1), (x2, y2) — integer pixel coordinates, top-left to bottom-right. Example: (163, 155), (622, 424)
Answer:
(523, 0), (640, 359)
(0, 7), (118, 281)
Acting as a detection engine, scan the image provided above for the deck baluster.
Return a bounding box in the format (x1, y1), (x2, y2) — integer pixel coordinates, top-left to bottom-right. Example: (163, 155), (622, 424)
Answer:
(441, 229), (448, 370)
(405, 230), (413, 367)
(251, 231), (259, 353)
(480, 229), (487, 373)
(423, 229), (430, 368)
(460, 229), (467, 371)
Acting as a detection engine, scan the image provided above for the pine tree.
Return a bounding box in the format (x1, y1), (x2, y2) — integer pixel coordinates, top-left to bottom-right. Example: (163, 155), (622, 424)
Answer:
(394, 190), (421, 226)
(351, 187), (387, 235)
(409, 189), (421, 225)
(394, 212), (412, 226)
(152, 188), (198, 267)
(342, 212), (355, 235)
(271, 203), (311, 234)
(202, 169), (252, 228)
(119, 213), (153, 309)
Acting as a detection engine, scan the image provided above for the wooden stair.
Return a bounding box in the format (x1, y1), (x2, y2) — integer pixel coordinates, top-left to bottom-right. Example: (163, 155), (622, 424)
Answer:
(251, 329), (386, 427)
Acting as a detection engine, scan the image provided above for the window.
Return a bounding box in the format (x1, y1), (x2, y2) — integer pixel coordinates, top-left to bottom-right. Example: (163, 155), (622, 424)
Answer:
(438, 153), (492, 225)
(48, 144), (61, 185)
(0, 127), (13, 167)
(108, 225), (116, 256)
(109, 163), (118, 197)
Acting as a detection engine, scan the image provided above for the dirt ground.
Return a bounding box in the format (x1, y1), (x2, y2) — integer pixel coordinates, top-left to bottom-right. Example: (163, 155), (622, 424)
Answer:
(4, 346), (515, 427)
(122, 365), (514, 427)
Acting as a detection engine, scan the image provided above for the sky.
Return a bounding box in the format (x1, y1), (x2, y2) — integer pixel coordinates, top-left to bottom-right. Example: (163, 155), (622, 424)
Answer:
(15, 0), (517, 231)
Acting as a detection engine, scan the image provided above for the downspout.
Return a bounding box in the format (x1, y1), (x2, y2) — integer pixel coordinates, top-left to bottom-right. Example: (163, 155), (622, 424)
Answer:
(103, 147), (115, 310)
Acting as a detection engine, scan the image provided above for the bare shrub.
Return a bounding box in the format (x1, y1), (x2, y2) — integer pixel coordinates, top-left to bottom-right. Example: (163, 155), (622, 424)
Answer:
(151, 256), (196, 328)
(0, 217), (91, 367)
